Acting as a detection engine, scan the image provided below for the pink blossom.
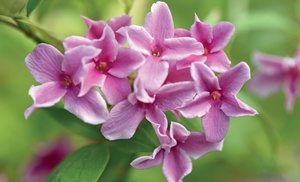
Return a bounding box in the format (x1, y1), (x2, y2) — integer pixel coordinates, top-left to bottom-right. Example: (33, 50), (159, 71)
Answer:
(177, 15), (235, 73)
(23, 137), (72, 182)
(179, 62), (257, 142)
(131, 122), (223, 182)
(63, 25), (145, 105)
(82, 15), (131, 44)
(249, 50), (300, 111)
(25, 43), (108, 124)
(101, 69), (196, 140)
(118, 1), (203, 83)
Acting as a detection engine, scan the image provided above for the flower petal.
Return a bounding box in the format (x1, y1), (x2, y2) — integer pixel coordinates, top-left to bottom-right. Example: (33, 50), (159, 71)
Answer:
(63, 45), (101, 85)
(202, 103), (230, 142)
(175, 54), (206, 70)
(221, 94), (258, 117)
(205, 50), (231, 73)
(101, 100), (145, 140)
(179, 132), (223, 159)
(218, 62), (250, 95)
(137, 57), (169, 92)
(82, 16), (106, 40)
(191, 63), (220, 93)
(170, 122), (190, 144)
(144, 1), (174, 44)
(155, 81), (196, 111)
(178, 92), (211, 118)
(162, 37), (204, 62)
(118, 25), (153, 56)
(131, 146), (164, 169)
(145, 106), (169, 146)
(63, 36), (91, 51)
(283, 75), (300, 111)
(25, 43), (63, 83)
(91, 25), (119, 62)
(248, 73), (283, 97)
(64, 86), (108, 125)
(190, 14), (213, 45)
(253, 51), (286, 74)
(163, 147), (192, 182)
(107, 15), (132, 44)
(108, 47), (145, 78)
(209, 22), (235, 53)
(166, 62), (193, 83)
(174, 28), (191, 37)
(79, 64), (106, 97)
(101, 75), (131, 105)
(25, 82), (67, 119)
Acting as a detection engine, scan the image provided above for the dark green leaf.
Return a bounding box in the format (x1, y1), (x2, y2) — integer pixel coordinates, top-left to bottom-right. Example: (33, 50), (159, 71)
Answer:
(98, 146), (134, 182)
(47, 143), (110, 182)
(118, 0), (134, 14)
(0, 0), (27, 17)
(42, 107), (105, 140)
(111, 120), (158, 153)
(26, 0), (43, 16)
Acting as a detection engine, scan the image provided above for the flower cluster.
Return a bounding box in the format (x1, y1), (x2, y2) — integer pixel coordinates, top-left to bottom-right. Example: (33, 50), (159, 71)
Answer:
(249, 48), (300, 111)
(24, 1), (257, 181)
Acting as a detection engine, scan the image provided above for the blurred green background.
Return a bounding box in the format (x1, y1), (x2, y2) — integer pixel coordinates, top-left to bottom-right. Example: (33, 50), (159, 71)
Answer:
(1, 0), (300, 181)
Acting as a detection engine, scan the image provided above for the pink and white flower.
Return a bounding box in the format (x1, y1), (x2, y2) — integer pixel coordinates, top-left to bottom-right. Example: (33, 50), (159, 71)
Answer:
(25, 43), (108, 124)
(249, 50), (300, 111)
(177, 15), (235, 73)
(131, 122), (223, 182)
(179, 62), (257, 142)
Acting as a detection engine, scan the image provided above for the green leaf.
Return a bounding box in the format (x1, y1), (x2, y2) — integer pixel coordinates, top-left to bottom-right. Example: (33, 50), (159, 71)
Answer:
(42, 107), (105, 140)
(111, 120), (158, 153)
(26, 0), (43, 16)
(98, 146), (133, 182)
(47, 143), (110, 182)
(118, 0), (134, 14)
(0, 0), (27, 17)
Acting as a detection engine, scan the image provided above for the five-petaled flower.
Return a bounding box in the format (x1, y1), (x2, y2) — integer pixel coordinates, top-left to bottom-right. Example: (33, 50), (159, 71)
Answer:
(249, 50), (300, 111)
(131, 122), (223, 182)
(25, 43), (108, 124)
(179, 62), (257, 142)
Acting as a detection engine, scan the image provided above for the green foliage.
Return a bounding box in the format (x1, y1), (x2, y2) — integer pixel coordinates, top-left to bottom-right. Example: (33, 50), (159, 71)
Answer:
(43, 107), (105, 140)
(119, 0), (134, 14)
(110, 120), (159, 153)
(0, 0), (27, 17)
(26, 0), (43, 16)
(47, 143), (110, 182)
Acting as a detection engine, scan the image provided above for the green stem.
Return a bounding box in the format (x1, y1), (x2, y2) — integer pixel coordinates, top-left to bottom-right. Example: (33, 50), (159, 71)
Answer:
(0, 16), (45, 44)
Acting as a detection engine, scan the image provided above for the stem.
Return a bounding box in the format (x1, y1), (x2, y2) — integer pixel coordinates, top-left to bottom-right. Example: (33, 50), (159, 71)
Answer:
(0, 16), (45, 44)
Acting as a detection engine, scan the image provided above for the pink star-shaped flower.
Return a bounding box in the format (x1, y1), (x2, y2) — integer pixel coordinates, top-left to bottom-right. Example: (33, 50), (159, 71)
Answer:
(179, 62), (257, 142)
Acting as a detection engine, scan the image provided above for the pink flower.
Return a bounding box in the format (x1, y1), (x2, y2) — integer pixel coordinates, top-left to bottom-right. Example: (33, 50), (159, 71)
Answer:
(177, 15), (235, 73)
(63, 25), (145, 105)
(82, 15), (131, 44)
(25, 43), (108, 124)
(179, 62), (257, 142)
(101, 72), (196, 140)
(118, 1), (203, 83)
(131, 122), (223, 182)
(23, 137), (72, 182)
(249, 51), (300, 111)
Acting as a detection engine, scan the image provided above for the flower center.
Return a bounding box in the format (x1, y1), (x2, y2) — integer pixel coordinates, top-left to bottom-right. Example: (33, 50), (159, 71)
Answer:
(203, 48), (208, 56)
(61, 75), (72, 88)
(97, 62), (108, 72)
(152, 51), (161, 57)
(211, 91), (221, 101)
